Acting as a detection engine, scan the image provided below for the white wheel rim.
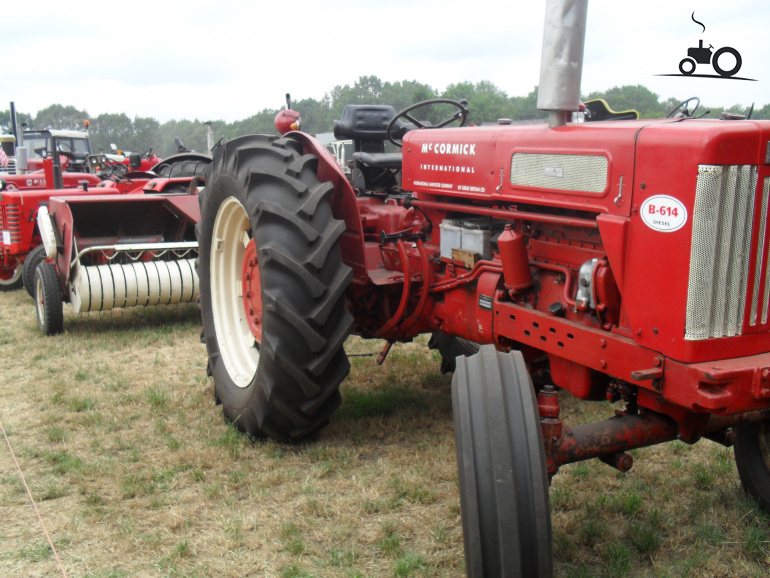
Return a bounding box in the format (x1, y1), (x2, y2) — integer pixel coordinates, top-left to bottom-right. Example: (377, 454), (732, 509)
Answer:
(0, 261), (22, 286)
(210, 196), (259, 388)
(36, 275), (45, 327)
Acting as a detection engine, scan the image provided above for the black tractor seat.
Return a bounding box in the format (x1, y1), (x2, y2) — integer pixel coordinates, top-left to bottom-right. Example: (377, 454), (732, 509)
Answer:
(352, 152), (403, 170)
(333, 104), (407, 191)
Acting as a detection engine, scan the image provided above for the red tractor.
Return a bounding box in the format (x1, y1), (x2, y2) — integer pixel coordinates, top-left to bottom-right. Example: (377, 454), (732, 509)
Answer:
(195, 1), (770, 575)
(0, 157), (130, 291)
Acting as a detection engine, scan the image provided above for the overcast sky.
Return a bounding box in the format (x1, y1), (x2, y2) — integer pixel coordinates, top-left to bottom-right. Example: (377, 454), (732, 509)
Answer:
(2, 0), (768, 123)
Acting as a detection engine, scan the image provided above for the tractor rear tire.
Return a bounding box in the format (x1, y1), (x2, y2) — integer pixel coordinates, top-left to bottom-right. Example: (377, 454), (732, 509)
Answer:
(34, 262), (64, 336)
(452, 346), (552, 577)
(428, 332), (480, 374)
(23, 245), (47, 298)
(734, 422), (770, 513)
(197, 134), (353, 442)
(0, 258), (23, 291)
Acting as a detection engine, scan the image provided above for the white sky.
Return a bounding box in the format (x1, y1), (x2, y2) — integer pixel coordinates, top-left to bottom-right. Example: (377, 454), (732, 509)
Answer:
(2, 0), (768, 123)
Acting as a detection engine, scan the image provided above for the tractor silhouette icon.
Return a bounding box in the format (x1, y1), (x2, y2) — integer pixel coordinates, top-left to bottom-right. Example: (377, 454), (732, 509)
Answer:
(679, 39), (742, 77)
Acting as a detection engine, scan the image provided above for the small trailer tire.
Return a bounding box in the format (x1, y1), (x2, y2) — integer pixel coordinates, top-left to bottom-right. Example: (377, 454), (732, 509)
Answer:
(34, 262), (64, 335)
(0, 259), (23, 291)
(452, 346), (553, 577)
(734, 422), (770, 513)
(23, 245), (48, 298)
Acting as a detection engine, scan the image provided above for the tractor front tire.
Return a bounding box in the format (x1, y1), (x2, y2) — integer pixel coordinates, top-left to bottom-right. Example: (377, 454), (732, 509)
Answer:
(734, 422), (770, 513)
(23, 245), (48, 298)
(34, 262), (64, 335)
(197, 134), (353, 442)
(452, 346), (552, 577)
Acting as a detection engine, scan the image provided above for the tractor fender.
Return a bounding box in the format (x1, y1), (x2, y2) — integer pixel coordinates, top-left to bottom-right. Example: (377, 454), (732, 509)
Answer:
(285, 132), (368, 285)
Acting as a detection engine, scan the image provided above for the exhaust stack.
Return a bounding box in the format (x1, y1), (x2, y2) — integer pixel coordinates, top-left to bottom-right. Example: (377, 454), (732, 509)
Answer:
(537, 0), (589, 127)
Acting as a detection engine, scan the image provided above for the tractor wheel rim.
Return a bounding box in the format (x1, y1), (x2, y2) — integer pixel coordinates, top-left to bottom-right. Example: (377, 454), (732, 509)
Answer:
(0, 262), (21, 285)
(241, 239), (263, 343)
(36, 276), (45, 326)
(210, 196), (259, 388)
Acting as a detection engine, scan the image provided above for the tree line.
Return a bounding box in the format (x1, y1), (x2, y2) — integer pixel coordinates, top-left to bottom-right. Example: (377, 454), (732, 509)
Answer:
(2, 77), (767, 159)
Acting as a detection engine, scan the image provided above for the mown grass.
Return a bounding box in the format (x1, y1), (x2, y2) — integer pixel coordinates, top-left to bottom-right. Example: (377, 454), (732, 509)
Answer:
(1, 289), (769, 576)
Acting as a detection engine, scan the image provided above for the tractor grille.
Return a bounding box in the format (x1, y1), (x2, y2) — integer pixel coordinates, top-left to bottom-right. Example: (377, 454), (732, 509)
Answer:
(510, 153), (608, 193)
(685, 165), (758, 340)
(0, 160), (16, 175)
(0, 203), (22, 246)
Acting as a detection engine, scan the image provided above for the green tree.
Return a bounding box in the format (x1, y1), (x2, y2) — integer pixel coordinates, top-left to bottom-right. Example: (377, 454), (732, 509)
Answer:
(90, 113), (134, 154)
(584, 85), (665, 117)
(511, 87), (547, 120)
(380, 80), (438, 112)
(0, 108), (33, 134)
(32, 104), (89, 131)
(132, 116), (162, 155)
(443, 80), (514, 124)
(291, 95), (333, 135)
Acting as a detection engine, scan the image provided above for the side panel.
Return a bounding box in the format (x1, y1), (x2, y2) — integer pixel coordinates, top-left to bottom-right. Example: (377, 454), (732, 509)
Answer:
(403, 121), (644, 217)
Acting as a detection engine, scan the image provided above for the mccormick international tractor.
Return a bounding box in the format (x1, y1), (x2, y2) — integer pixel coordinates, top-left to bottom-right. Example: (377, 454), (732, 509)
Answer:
(195, 1), (770, 575)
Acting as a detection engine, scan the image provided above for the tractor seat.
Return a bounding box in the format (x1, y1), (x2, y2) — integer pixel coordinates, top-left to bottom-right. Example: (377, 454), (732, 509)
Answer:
(584, 99), (639, 121)
(333, 105), (406, 187)
(352, 152), (402, 170)
(333, 104), (398, 145)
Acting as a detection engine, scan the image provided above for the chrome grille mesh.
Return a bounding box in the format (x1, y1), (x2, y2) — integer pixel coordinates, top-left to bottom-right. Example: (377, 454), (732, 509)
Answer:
(0, 160), (16, 175)
(4, 204), (22, 243)
(685, 165), (758, 340)
(510, 153), (608, 193)
(751, 177), (770, 325)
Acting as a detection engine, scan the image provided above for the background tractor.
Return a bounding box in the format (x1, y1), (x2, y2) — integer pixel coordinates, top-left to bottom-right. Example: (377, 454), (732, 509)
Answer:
(195, 1), (770, 575)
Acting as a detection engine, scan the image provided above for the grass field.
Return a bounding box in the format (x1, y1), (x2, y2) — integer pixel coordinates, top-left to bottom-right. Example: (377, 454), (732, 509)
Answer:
(1, 288), (769, 577)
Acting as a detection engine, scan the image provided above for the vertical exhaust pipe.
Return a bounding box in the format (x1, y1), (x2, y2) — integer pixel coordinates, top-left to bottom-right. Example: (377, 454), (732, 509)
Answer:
(537, 0), (589, 127)
(204, 121), (215, 152)
(10, 102), (18, 142)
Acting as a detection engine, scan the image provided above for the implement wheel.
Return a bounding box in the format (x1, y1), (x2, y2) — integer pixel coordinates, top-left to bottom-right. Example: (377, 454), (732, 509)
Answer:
(34, 262), (63, 335)
(0, 258), (23, 291)
(197, 134), (353, 442)
(23, 245), (47, 298)
(734, 422), (770, 512)
(452, 346), (552, 577)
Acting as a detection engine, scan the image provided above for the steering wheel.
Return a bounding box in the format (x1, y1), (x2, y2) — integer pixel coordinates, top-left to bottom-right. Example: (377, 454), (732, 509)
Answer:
(666, 96), (700, 119)
(386, 98), (469, 147)
(109, 172), (134, 186)
(102, 157), (125, 168)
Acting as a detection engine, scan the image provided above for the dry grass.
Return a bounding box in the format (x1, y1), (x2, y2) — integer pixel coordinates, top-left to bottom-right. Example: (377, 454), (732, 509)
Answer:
(0, 288), (769, 577)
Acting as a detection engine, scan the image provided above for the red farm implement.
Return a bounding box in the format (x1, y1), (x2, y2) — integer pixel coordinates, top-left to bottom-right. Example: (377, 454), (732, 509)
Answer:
(32, 152), (209, 334)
